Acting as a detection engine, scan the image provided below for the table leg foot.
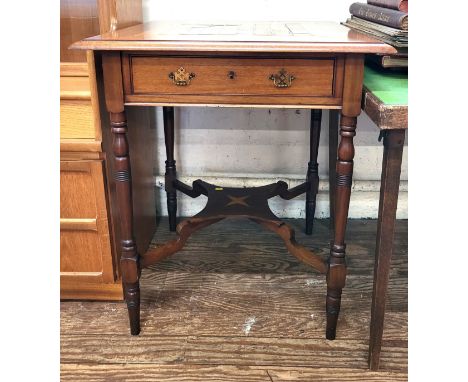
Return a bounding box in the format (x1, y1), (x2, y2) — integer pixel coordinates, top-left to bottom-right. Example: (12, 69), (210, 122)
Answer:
(326, 243), (346, 340)
(325, 288), (341, 340)
(124, 281), (141, 335)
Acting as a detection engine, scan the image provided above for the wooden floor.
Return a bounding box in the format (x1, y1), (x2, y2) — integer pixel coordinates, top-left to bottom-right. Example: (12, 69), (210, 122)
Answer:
(61, 218), (408, 381)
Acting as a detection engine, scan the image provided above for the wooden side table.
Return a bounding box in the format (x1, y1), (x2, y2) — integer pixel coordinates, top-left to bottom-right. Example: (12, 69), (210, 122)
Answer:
(72, 21), (395, 344)
(330, 65), (408, 369)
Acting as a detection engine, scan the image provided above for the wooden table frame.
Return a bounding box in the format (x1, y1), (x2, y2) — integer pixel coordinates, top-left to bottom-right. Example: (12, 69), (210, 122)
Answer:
(102, 51), (364, 340)
(74, 21), (395, 356)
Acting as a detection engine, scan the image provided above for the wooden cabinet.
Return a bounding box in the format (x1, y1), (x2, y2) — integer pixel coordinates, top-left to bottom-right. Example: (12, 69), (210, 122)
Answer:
(60, 0), (155, 300)
(60, 160), (114, 283)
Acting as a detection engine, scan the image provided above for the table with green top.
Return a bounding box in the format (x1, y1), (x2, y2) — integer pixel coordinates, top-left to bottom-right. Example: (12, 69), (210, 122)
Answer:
(329, 65), (408, 370)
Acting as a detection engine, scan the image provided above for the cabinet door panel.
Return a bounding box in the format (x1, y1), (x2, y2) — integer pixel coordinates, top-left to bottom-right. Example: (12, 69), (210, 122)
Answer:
(60, 160), (115, 284)
(60, 231), (103, 273)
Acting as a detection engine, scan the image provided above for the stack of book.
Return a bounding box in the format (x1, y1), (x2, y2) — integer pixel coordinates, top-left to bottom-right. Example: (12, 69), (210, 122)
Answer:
(342, 1), (408, 69)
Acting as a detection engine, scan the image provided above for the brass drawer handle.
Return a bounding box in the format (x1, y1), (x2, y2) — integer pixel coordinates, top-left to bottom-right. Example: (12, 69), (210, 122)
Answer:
(269, 69), (295, 88)
(168, 67), (196, 86)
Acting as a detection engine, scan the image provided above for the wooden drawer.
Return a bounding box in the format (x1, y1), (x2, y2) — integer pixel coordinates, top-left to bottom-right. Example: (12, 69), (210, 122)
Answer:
(123, 55), (344, 106)
(60, 76), (91, 98)
(60, 99), (96, 139)
(60, 160), (115, 284)
(60, 60), (100, 141)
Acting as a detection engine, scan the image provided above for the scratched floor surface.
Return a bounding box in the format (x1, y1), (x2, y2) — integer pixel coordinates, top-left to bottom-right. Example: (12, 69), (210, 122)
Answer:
(61, 218), (408, 381)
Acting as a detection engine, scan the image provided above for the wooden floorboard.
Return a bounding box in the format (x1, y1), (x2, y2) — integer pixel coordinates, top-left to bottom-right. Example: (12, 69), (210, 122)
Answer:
(60, 364), (408, 382)
(61, 218), (408, 381)
(60, 303), (407, 339)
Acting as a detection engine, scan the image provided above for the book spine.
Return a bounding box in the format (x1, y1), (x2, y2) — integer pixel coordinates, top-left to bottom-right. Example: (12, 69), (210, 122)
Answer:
(366, 55), (408, 69)
(349, 3), (408, 29)
(367, 0), (408, 12)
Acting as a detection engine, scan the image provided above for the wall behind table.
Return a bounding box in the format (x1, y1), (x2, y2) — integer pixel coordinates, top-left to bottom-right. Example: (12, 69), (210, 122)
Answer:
(142, 0), (408, 219)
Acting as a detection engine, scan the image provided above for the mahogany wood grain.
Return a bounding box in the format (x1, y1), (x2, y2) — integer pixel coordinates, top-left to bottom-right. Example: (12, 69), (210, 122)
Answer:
(125, 106), (158, 255)
(72, 22), (394, 344)
(126, 94), (343, 108)
(141, 218), (224, 268)
(252, 219), (328, 274)
(122, 54), (343, 106)
(328, 110), (339, 230)
(111, 108), (140, 334)
(326, 54), (364, 340)
(125, 102), (342, 109)
(122, 53), (344, 107)
(127, 56), (337, 95)
(102, 52), (143, 334)
(342, 55), (365, 117)
(95, 51), (157, 283)
(102, 52), (124, 113)
(369, 129), (406, 370)
(74, 40), (396, 54)
(72, 21), (396, 54)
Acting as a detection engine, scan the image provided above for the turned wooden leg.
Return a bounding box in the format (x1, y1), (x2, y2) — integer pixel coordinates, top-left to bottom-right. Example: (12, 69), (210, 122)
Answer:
(328, 110), (339, 230)
(305, 109), (322, 235)
(111, 111), (141, 335)
(326, 114), (356, 340)
(326, 54), (363, 340)
(368, 129), (405, 370)
(163, 106), (177, 231)
(102, 52), (141, 335)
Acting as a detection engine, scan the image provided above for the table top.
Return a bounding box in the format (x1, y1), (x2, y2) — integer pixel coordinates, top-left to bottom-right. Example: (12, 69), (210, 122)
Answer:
(72, 21), (396, 54)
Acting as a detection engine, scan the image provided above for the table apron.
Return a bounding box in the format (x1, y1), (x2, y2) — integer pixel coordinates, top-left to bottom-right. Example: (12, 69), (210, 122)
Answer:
(121, 53), (345, 107)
